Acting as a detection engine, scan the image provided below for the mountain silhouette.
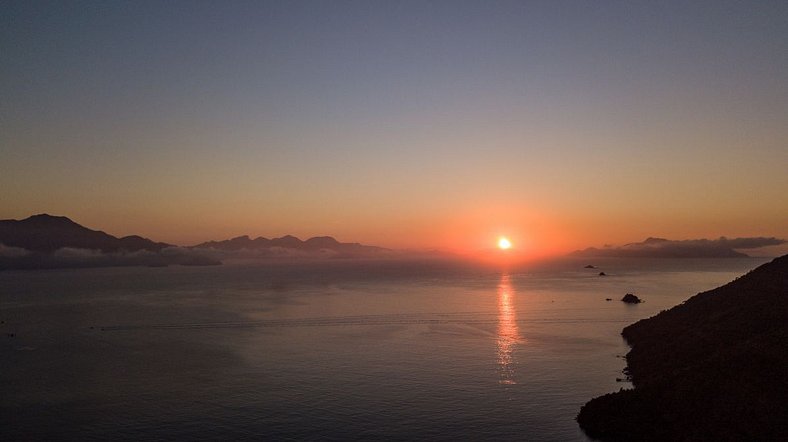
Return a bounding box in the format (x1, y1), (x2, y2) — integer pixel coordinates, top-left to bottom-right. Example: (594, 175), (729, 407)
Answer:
(578, 254), (788, 441)
(0, 214), (392, 269)
(192, 234), (385, 253)
(571, 236), (784, 258)
(0, 214), (171, 253)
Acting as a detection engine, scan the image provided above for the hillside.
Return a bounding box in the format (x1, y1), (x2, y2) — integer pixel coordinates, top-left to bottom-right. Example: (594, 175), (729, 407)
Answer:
(0, 214), (170, 252)
(577, 254), (788, 441)
(0, 214), (219, 270)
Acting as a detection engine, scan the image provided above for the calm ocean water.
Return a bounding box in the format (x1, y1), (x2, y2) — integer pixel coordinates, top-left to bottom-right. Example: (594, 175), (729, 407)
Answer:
(0, 257), (766, 441)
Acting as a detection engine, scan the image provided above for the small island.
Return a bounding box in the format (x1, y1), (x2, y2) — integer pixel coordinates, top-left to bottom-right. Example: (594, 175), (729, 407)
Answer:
(578, 254), (788, 441)
(621, 293), (642, 304)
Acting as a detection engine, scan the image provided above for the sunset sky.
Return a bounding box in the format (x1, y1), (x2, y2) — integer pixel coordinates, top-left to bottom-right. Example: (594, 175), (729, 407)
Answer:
(2, 1), (787, 256)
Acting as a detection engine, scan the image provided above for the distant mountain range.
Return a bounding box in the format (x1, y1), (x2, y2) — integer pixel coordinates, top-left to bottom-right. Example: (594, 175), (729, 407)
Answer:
(0, 214), (388, 270)
(192, 234), (386, 254)
(2, 214), (785, 270)
(571, 236), (785, 258)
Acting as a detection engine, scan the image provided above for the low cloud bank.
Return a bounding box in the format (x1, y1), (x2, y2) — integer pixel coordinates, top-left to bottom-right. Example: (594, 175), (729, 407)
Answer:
(572, 237), (786, 258)
(0, 244), (32, 258)
(0, 245), (220, 270)
(0, 243), (412, 270)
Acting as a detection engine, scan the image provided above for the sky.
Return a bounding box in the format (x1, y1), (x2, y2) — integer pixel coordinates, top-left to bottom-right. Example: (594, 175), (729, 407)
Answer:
(2, 1), (787, 256)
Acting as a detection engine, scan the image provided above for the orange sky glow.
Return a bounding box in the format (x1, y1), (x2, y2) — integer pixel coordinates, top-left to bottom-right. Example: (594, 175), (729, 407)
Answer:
(2, 2), (787, 259)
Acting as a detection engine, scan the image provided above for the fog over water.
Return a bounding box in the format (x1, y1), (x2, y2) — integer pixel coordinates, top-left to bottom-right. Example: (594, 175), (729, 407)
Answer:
(0, 257), (766, 440)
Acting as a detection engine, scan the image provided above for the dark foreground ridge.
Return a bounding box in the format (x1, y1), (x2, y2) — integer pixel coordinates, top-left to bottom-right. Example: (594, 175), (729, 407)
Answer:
(578, 254), (788, 441)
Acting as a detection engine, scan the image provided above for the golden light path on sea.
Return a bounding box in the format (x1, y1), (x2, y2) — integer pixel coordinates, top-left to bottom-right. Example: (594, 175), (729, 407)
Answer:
(497, 274), (522, 384)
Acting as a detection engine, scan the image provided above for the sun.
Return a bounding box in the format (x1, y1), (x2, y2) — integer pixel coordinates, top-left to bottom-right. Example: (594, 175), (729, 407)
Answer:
(498, 236), (512, 250)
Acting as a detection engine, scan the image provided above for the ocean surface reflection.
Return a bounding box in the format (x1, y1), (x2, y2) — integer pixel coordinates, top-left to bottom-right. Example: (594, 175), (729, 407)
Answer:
(497, 273), (522, 384)
(1, 259), (763, 441)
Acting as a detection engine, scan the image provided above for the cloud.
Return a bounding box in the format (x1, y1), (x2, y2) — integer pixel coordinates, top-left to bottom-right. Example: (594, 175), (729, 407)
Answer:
(0, 246), (220, 270)
(0, 243), (32, 258)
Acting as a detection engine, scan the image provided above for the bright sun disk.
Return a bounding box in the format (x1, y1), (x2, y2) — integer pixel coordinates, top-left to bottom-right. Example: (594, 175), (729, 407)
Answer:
(498, 236), (512, 250)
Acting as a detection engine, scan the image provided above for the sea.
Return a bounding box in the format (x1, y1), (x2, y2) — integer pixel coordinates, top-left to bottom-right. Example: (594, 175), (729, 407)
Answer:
(0, 257), (768, 441)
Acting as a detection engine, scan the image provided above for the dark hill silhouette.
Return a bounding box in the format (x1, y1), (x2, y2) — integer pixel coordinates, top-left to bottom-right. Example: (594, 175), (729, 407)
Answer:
(0, 214), (170, 253)
(571, 236), (784, 258)
(303, 236), (341, 249)
(194, 235), (271, 251)
(270, 234), (304, 249)
(577, 254), (788, 441)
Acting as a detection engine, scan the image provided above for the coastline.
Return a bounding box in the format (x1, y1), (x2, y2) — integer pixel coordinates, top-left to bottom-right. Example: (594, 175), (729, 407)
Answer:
(577, 254), (788, 441)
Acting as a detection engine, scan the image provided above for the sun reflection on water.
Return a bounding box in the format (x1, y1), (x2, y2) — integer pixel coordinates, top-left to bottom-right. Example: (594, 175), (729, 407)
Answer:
(497, 273), (522, 384)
